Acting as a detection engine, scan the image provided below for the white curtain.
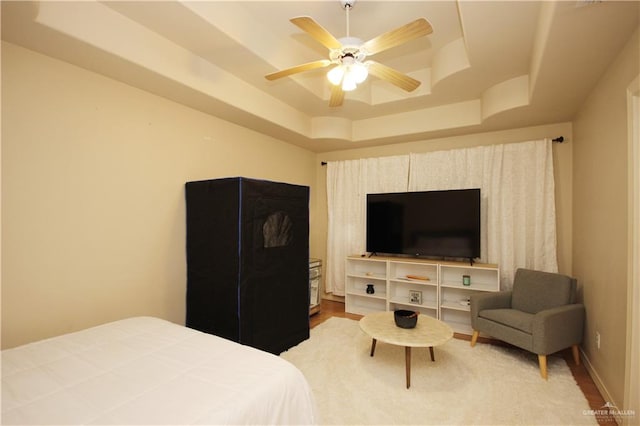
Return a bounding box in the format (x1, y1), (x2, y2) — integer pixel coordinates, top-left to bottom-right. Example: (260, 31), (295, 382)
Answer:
(326, 155), (409, 295)
(409, 140), (558, 289)
(325, 139), (558, 293)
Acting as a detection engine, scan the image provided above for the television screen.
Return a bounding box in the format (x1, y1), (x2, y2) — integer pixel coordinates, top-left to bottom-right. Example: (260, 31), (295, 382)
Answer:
(366, 189), (481, 260)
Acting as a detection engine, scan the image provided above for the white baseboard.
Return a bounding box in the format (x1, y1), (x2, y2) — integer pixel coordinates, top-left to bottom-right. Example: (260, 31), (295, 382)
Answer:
(580, 347), (625, 424)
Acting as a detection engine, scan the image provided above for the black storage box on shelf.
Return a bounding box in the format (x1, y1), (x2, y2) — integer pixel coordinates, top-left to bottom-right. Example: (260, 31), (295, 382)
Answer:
(185, 177), (310, 354)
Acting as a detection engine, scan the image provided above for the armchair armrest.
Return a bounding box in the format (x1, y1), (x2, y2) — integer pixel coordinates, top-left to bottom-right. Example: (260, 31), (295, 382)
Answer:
(470, 291), (512, 328)
(532, 303), (585, 355)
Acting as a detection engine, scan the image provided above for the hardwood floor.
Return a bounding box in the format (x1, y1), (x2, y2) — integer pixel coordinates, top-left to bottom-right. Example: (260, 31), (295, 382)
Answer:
(309, 299), (361, 328)
(310, 299), (617, 426)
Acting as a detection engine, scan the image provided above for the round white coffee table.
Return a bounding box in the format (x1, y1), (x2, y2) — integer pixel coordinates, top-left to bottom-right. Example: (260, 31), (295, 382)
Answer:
(359, 311), (453, 388)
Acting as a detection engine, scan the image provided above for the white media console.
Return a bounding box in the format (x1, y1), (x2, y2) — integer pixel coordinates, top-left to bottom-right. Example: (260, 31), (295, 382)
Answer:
(345, 255), (500, 334)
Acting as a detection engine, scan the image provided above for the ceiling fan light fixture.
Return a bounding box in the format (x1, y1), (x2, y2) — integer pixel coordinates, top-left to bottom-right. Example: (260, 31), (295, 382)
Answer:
(327, 52), (368, 89)
(327, 63), (367, 89)
(350, 62), (368, 84)
(341, 74), (357, 91)
(327, 65), (345, 85)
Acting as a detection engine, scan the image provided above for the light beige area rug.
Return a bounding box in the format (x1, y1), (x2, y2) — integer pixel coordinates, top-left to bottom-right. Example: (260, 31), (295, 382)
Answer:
(281, 317), (598, 425)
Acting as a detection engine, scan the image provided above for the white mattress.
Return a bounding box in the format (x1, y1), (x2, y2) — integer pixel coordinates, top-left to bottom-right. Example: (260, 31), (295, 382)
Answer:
(1, 317), (317, 425)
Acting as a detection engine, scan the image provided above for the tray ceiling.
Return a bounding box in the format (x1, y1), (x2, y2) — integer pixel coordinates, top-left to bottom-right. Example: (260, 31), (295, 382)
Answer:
(2, 1), (639, 152)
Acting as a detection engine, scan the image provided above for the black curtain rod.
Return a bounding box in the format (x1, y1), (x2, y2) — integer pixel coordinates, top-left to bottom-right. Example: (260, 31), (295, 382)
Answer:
(320, 136), (565, 165)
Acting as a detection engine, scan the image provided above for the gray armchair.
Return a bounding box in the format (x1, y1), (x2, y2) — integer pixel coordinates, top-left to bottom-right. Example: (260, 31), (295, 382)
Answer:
(470, 268), (585, 379)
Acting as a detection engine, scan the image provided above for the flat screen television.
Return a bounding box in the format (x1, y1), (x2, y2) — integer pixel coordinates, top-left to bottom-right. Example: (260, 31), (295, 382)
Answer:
(366, 188), (481, 261)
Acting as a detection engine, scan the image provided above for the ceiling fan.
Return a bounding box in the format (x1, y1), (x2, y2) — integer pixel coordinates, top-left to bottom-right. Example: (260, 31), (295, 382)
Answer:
(265, 0), (432, 107)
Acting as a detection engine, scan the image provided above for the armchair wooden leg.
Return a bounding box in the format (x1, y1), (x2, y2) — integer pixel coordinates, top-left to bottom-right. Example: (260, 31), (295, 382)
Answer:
(538, 354), (548, 380)
(470, 330), (479, 347)
(571, 344), (580, 365)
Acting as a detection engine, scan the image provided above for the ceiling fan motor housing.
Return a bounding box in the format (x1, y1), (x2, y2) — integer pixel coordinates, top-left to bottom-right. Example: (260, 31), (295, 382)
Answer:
(330, 37), (366, 63)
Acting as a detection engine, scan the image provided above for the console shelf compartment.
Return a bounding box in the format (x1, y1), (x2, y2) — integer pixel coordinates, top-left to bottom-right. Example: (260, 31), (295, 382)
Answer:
(345, 256), (500, 334)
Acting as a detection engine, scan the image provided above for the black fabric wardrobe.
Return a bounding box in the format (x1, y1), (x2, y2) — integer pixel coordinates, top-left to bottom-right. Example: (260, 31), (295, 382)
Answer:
(185, 177), (310, 354)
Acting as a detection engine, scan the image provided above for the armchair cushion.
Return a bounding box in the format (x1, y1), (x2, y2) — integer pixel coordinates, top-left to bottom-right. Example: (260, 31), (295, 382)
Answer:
(511, 268), (576, 314)
(479, 309), (534, 334)
(470, 291), (511, 329)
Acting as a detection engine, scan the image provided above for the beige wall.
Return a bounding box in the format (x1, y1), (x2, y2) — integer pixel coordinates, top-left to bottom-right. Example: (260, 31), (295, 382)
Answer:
(3, 24), (638, 409)
(312, 122), (575, 294)
(1, 42), (317, 349)
(572, 28), (639, 408)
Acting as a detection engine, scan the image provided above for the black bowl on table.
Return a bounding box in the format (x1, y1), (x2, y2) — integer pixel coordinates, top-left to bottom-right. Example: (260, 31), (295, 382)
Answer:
(394, 310), (419, 329)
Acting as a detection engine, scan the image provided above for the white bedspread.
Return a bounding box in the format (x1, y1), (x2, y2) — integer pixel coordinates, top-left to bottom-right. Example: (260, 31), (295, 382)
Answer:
(1, 317), (317, 425)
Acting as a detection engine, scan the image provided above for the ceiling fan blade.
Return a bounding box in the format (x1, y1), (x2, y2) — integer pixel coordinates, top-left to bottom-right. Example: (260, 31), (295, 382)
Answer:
(366, 61), (421, 92)
(329, 84), (344, 107)
(362, 18), (432, 56)
(265, 59), (332, 81)
(290, 16), (342, 50)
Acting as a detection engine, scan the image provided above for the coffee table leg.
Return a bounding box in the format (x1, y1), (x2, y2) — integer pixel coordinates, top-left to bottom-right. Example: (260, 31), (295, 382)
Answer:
(405, 346), (411, 389)
(370, 338), (377, 357)
(429, 346), (435, 362)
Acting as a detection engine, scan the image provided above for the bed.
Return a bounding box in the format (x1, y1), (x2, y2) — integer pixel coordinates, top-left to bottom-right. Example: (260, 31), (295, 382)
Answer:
(1, 316), (317, 425)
